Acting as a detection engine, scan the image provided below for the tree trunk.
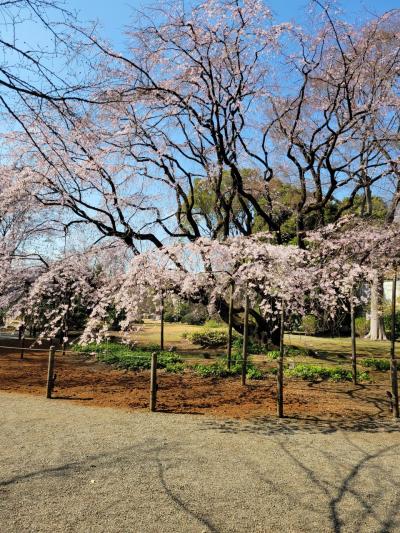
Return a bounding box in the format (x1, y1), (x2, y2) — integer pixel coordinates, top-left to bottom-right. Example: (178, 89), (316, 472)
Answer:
(216, 295), (280, 346)
(350, 291), (357, 385)
(365, 273), (387, 341)
(390, 271), (399, 418)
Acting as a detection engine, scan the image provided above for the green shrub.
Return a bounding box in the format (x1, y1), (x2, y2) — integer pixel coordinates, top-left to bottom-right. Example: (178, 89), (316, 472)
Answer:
(361, 358), (390, 371)
(246, 367), (264, 380)
(189, 329), (228, 348)
(355, 317), (369, 337)
(301, 315), (318, 335)
(266, 350), (280, 360)
(284, 364), (370, 382)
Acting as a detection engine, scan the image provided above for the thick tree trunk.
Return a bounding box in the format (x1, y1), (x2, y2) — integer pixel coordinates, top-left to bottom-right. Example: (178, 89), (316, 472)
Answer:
(365, 273), (387, 341)
(216, 295), (280, 346)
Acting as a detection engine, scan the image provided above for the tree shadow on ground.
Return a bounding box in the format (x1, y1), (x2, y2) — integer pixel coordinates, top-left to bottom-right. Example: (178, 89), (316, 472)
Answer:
(200, 414), (400, 436)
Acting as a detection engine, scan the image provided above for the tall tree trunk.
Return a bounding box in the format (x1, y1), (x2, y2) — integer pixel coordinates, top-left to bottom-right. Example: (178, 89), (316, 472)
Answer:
(350, 289), (357, 385)
(365, 272), (387, 341)
(390, 270), (399, 418)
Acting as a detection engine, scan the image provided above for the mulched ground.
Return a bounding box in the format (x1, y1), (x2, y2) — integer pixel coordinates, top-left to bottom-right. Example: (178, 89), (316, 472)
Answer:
(0, 340), (394, 420)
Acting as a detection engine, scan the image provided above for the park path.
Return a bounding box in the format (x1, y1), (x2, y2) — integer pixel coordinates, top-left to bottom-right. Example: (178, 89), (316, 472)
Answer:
(1, 391), (400, 533)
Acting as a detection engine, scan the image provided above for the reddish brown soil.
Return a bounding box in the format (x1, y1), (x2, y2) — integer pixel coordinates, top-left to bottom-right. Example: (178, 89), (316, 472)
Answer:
(0, 341), (394, 421)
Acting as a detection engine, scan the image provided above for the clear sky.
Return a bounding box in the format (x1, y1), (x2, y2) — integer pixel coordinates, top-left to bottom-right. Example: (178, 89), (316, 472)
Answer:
(67, 0), (400, 48)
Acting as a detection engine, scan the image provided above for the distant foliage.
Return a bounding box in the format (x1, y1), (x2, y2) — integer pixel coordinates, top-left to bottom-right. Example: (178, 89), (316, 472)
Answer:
(355, 317), (369, 337)
(301, 315), (319, 335)
(383, 311), (400, 339)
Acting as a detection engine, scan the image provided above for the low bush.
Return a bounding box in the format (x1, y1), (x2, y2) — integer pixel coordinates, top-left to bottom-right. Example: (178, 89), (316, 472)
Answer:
(188, 329), (228, 348)
(284, 364), (370, 382)
(266, 350), (280, 360)
(246, 367), (265, 380)
(361, 358), (390, 371)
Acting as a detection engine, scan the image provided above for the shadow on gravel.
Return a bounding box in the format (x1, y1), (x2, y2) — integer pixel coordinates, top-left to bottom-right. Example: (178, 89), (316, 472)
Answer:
(200, 415), (400, 435)
(53, 396), (94, 401)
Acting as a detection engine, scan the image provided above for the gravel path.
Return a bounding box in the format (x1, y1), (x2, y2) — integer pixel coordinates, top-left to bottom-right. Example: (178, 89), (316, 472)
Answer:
(1, 392), (400, 533)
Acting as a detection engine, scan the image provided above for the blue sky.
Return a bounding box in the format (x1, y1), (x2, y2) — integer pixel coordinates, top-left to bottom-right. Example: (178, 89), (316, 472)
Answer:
(67, 0), (400, 47)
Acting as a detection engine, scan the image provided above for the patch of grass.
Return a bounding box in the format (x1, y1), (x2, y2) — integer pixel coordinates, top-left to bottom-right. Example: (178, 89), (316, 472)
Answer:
(285, 334), (396, 362)
(164, 362), (185, 373)
(361, 358), (390, 371)
(266, 350), (280, 360)
(73, 342), (183, 372)
(284, 364), (370, 382)
(286, 346), (316, 357)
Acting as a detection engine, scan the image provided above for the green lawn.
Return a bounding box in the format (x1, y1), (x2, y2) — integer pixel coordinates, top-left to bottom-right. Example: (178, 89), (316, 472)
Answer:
(128, 321), (395, 368)
(130, 320), (227, 356)
(285, 334), (394, 364)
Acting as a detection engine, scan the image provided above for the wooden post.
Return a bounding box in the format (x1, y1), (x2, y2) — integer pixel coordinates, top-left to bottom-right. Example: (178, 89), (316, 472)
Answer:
(390, 270), (399, 419)
(277, 301), (285, 418)
(160, 291), (164, 352)
(350, 289), (357, 385)
(46, 346), (56, 399)
(241, 292), (249, 386)
(20, 335), (25, 360)
(150, 352), (158, 412)
(227, 283), (234, 370)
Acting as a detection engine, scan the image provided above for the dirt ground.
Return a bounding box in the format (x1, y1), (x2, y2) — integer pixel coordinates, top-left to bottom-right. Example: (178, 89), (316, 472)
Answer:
(0, 339), (395, 422)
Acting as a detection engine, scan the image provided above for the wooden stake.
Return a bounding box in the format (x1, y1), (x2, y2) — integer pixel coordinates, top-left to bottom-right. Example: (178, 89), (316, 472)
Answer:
(390, 270), (399, 419)
(277, 301), (285, 418)
(160, 291), (165, 352)
(227, 283), (234, 370)
(350, 289), (357, 385)
(20, 335), (25, 360)
(241, 292), (249, 386)
(46, 346), (56, 399)
(150, 352), (158, 412)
